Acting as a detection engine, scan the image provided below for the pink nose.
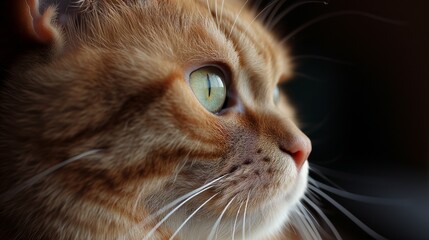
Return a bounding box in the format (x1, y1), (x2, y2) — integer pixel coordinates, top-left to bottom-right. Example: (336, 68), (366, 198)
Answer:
(279, 133), (312, 170)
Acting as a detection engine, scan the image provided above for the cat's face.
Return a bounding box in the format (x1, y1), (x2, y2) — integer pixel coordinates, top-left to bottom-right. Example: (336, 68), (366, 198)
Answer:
(0, 0), (311, 239)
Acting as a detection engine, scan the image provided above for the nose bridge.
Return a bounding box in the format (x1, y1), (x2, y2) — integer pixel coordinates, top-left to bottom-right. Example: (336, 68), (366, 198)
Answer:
(259, 110), (312, 169)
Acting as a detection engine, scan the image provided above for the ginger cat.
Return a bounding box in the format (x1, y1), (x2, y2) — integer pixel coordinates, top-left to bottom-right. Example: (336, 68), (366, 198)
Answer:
(0, 0), (311, 239)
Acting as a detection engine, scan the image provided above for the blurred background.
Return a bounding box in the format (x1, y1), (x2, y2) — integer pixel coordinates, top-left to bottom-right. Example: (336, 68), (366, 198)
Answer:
(256, 0), (429, 239)
(0, 0), (427, 239)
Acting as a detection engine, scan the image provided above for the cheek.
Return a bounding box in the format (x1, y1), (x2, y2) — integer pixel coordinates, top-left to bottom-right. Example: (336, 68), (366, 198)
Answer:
(95, 80), (228, 174)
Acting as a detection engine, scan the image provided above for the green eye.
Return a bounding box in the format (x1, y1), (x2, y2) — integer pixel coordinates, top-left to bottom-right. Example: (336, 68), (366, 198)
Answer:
(189, 66), (227, 113)
(273, 86), (280, 104)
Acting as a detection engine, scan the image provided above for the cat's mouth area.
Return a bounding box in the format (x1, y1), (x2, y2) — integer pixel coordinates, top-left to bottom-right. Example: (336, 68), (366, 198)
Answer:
(163, 161), (308, 239)
(219, 159), (308, 211)
(167, 152), (309, 216)
(212, 155), (306, 207)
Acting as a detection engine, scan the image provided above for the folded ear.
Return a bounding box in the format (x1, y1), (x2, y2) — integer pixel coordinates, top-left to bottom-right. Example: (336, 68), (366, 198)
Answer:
(15, 0), (61, 45)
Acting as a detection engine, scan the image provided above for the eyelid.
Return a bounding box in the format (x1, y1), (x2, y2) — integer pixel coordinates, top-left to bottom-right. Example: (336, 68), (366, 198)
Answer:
(277, 73), (290, 84)
(184, 62), (232, 87)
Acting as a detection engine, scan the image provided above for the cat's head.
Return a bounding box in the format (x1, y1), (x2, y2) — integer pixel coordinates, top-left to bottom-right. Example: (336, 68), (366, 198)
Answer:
(0, 0), (311, 239)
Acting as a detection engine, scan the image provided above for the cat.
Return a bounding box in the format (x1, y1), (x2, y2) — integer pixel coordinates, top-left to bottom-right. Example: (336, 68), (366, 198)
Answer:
(0, 0), (312, 239)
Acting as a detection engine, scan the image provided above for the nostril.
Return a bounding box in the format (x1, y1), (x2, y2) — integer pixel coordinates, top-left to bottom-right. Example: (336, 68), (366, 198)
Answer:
(291, 150), (306, 169)
(279, 145), (305, 168)
(278, 135), (311, 170)
(279, 145), (292, 155)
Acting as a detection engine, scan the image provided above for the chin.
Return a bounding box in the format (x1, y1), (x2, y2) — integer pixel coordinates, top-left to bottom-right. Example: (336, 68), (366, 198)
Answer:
(245, 160), (309, 239)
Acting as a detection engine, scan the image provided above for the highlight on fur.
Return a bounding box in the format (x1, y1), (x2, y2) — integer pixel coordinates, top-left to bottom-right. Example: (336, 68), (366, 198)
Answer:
(0, 0), (315, 239)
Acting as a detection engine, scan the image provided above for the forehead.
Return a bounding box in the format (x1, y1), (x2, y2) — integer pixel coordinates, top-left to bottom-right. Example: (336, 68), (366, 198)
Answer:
(68, 0), (290, 84)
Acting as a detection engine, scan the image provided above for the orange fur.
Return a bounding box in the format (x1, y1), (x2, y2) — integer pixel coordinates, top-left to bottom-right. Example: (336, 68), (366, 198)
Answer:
(0, 0), (310, 239)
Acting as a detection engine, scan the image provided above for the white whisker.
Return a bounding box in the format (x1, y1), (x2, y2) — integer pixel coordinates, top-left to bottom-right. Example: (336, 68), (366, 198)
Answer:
(228, 0), (250, 39)
(140, 176), (224, 238)
(169, 193), (219, 240)
(300, 113), (333, 136)
(265, 0), (288, 27)
(309, 185), (388, 240)
(259, 0), (282, 24)
(291, 55), (354, 66)
(173, 160), (188, 183)
(208, 196), (236, 240)
(144, 176), (225, 224)
(251, 0), (264, 13)
(214, 0), (219, 27)
(291, 212), (312, 240)
(297, 203), (319, 240)
(242, 192), (250, 240)
(303, 195), (342, 240)
(268, 1), (327, 29)
(301, 203), (321, 229)
(245, 0), (278, 31)
(132, 186), (147, 213)
(281, 11), (405, 44)
(308, 165), (345, 190)
(309, 177), (406, 205)
(310, 163), (381, 183)
(297, 203), (321, 240)
(0, 149), (102, 203)
(206, 0), (211, 14)
(219, 0), (225, 25)
(143, 185), (214, 240)
(232, 201), (244, 240)
(293, 72), (323, 82)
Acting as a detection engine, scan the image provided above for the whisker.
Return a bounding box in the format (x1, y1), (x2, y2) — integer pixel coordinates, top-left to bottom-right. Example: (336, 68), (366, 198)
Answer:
(294, 72), (323, 82)
(232, 201), (244, 240)
(0, 149), (102, 203)
(308, 168), (345, 190)
(301, 203), (332, 239)
(290, 211), (312, 240)
(214, 0), (219, 27)
(308, 185), (388, 240)
(309, 154), (344, 165)
(301, 113), (332, 135)
(169, 193), (219, 240)
(310, 164), (389, 184)
(208, 196), (237, 240)
(303, 195), (342, 240)
(206, 0), (211, 14)
(144, 176), (225, 222)
(245, 0), (278, 30)
(281, 11), (406, 44)
(219, 0), (226, 26)
(242, 192), (250, 240)
(251, 0), (265, 13)
(301, 203), (321, 228)
(140, 176), (225, 237)
(268, 1), (327, 29)
(296, 206), (315, 239)
(297, 203), (322, 240)
(309, 178), (406, 205)
(260, 0), (284, 24)
(143, 185), (215, 240)
(291, 55), (354, 66)
(265, 0), (288, 27)
(173, 160), (188, 183)
(132, 186), (147, 213)
(228, 0), (250, 39)
(307, 190), (323, 205)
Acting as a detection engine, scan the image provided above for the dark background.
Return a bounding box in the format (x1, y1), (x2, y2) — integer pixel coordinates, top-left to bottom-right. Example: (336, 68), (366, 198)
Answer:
(1, 0), (427, 239)
(257, 0), (429, 239)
